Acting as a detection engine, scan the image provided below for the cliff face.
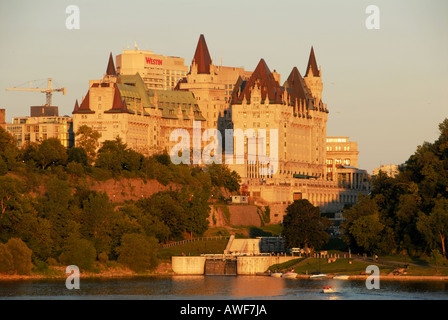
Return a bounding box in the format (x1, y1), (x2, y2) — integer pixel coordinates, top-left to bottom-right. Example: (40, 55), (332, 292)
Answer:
(87, 178), (179, 203)
(208, 205), (263, 227)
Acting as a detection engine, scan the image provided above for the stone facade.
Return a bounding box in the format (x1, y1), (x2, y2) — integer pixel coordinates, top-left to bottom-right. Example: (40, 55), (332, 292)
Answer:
(72, 54), (205, 156)
(326, 136), (359, 181)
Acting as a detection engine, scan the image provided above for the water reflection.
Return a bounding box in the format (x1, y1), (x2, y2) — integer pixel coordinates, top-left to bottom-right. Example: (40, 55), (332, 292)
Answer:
(0, 276), (448, 300)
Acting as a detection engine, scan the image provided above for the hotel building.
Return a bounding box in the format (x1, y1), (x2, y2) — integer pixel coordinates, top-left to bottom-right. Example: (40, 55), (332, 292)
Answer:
(70, 36), (369, 217)
(73, 53), (205, 156)
(116, 49), (189, 91)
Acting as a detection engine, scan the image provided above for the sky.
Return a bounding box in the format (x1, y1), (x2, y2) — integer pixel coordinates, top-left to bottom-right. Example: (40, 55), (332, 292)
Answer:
(0, 0), (447, 173)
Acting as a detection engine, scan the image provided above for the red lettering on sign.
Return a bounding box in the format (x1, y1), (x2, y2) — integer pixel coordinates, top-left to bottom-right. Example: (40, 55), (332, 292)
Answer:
(145, 57), (163, 65)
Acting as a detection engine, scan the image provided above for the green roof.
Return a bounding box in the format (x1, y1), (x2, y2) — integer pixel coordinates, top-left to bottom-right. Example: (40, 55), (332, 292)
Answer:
(117, 73), (205, 121)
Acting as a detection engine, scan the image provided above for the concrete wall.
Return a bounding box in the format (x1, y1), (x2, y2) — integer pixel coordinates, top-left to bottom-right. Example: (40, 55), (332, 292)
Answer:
(171, 255), (296, 275)
(237, 256), (296, 275)
(171, 256), (206, 275)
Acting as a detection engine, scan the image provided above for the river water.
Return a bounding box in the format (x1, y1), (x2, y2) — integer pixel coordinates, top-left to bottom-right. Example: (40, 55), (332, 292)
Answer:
(1, 275), (448, 300)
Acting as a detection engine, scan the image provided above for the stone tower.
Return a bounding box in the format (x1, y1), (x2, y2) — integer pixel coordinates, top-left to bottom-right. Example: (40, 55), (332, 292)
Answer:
(303, 46), (323, 102)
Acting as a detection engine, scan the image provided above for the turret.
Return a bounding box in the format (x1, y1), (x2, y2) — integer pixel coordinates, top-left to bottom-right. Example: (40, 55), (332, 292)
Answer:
(304, 46), (323, 102)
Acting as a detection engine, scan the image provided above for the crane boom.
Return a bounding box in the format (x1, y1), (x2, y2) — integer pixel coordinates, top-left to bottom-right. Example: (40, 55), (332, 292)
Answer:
(6, 78), (66, 106)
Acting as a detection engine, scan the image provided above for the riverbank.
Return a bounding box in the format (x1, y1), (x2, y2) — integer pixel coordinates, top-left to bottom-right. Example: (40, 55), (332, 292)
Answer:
(0, 262), (175, 282)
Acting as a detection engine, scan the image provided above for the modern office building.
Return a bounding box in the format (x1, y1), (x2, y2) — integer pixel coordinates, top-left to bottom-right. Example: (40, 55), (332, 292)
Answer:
(6, 111), (74, 148)
(116, 49), (189, 91)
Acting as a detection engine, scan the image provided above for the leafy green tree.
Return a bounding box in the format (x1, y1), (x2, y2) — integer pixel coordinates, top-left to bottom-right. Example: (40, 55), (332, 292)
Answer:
(80, 192), (114, 255)
(0, 157), (7, 176)
(0, 176), (26, 242)
(24, 138), (68, 170)
(117, 233), (159, 272)
(68, 146), (88, 167)
(123, 149), (143, 172)
(15, 212), (53, 263)
(0, 126), (19, 171)
(417, 198), (448, 257)
(5, 238), (33, 275)
(342, 195), (395, 254)
(95, 138), (127, 172)
(75, 125), (100, 165)
(59, 235), (97, 271)
(207, 163), (241, 193)
(282, 199), (331, 250)
(0, 243), (14, 274)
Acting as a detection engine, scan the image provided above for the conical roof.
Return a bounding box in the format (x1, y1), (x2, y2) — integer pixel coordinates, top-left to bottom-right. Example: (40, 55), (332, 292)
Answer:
(106, 52), (117, 76)
(235, 59), (283, 104)
(305, 46), (319, 77)
(286, 67), (308, 102)
(192, 34), (212, 74)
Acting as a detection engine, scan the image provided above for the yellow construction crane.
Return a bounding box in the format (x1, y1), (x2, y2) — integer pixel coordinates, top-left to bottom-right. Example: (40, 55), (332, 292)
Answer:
(6, 78), (66, 106)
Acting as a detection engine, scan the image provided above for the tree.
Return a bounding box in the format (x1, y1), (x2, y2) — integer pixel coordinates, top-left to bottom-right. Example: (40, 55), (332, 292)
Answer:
(68, 146), (88, 167)
(27, 138), (68, 169)
(0, 243), (14, 274)
(95, 138), (127, 173)
(417, 198), (448, 257)
(207, 163), (241, 193)
(75, 125), (101, 164)
(117, 233), (159, 272)
(5, 238), (33, 275)
(341, 195), (394, 254)
(80, 192), (114, 255)
(137, 191), (187, 241)
(282, 200), (331, 250)
(59, 235), (97, 271)
(0, 176), (26, 241)
(0, 126), (19, 171)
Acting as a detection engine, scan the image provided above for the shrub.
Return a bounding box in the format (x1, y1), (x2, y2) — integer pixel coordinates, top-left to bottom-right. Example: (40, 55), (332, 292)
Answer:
(117, 233), (159, 272)
(0, 243), (14, 274)
(5, 238), (33, 275)
(59, 236), (97, 271)
(98, 251), (109, 264)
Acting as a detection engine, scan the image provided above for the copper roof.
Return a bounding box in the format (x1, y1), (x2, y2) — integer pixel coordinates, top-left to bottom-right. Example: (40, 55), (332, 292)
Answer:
(285, 67), (309, 103)
(192, 34), (212, 74)
(305, 46), (319, 77)
(106, 52), (117, 76)
(105, 84), (130, 113)
(72, 99), (79, 113)
(232, 59), (284, 104)
(74, 91), (95, 114)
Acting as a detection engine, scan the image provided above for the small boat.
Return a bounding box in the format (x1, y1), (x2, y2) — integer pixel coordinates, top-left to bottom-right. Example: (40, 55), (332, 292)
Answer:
(271, 272), (283, 278)
(310, 273), (327, 279)
(333, 275), (349, 280)
(282, 272), (298, 279)
(321, 286), (335, 293)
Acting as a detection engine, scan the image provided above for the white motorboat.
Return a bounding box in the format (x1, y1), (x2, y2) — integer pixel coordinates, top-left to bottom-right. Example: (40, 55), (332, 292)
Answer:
(333, 275), (349, 280)
(271, 272), (283, 278)
(309, 273), (327, 279)
(321, 286), (335, 293)
(282, 272), (298, 279)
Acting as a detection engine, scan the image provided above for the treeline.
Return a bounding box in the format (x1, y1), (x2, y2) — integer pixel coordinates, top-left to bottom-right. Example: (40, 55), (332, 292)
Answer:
(0, 125), (240, 274)
(342, 119), (448, 259)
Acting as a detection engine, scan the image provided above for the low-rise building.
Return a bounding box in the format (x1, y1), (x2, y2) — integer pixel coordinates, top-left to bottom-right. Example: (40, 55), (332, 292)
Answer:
(6, 107), (74, 148)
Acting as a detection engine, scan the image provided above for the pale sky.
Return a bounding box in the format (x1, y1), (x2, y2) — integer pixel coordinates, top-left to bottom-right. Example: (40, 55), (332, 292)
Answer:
(0, 0), (447, 173)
